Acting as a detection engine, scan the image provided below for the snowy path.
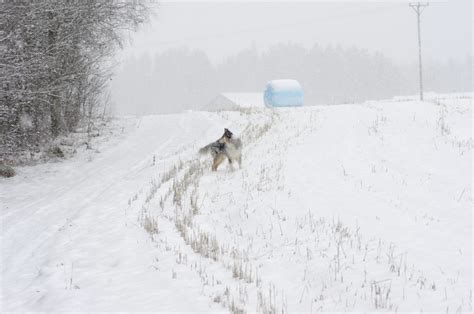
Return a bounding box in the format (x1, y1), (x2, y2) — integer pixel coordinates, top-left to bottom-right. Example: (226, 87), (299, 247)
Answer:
(1, 113), (231, 311)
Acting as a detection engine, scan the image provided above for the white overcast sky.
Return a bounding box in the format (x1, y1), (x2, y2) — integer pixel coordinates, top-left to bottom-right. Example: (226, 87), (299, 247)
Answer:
(119, 0), (472, 65)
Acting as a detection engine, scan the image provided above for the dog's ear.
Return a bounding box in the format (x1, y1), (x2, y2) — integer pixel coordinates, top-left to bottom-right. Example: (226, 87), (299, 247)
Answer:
(224, 128), (233, 138)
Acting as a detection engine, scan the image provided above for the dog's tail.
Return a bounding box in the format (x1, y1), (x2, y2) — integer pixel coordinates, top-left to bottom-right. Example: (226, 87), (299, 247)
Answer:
(198, 143), (211, 155)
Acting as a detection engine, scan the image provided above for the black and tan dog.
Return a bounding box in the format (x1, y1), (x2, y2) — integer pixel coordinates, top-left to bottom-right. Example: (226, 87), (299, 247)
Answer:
(199, 128), (242, 171)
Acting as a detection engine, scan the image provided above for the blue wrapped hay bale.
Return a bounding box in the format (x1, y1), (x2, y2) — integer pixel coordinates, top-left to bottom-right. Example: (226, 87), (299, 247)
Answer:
(264, 79), (304, 107)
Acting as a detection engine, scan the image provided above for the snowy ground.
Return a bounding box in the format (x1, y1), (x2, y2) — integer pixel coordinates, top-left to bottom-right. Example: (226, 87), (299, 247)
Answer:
(1, 94), (472, 312)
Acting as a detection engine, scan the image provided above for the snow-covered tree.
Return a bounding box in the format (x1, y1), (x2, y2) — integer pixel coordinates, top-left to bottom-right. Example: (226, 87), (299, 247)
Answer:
(0, 0), (150, 163)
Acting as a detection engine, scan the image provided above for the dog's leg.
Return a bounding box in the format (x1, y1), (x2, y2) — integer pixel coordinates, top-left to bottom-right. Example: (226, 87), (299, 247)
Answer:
(227, 157), (235, 171)
(212, 153), (226, 171)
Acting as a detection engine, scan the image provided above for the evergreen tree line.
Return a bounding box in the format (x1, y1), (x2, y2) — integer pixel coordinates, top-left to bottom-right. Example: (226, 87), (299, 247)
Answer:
(0, 0), (150, 163)
(112, 44), (471, 115)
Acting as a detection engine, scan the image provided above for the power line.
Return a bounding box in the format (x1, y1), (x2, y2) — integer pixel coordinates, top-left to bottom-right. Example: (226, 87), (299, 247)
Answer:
(409, 2), (429, 101)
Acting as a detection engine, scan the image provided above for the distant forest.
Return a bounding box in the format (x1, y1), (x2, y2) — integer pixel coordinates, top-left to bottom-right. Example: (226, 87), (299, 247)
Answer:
(111, 43), (472, 114)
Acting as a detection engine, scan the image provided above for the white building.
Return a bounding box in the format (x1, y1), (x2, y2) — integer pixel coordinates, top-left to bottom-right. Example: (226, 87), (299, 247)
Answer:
(203, 93), (265, 111)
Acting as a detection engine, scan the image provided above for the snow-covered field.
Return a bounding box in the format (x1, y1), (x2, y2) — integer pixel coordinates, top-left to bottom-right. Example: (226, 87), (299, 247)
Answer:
(1, 94), (472, 312)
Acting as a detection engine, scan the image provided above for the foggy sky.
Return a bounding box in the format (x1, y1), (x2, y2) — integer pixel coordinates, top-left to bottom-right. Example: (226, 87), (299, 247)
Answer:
(119, 0), (472, 66)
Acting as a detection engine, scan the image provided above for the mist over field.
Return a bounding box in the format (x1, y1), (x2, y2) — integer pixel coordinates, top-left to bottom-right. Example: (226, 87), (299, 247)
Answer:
(111, 44), (471, 114)
(110, 1), (472, 114)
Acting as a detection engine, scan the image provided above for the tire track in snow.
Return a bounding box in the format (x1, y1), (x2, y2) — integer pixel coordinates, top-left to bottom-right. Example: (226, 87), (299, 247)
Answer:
(137, 108), (282, 312)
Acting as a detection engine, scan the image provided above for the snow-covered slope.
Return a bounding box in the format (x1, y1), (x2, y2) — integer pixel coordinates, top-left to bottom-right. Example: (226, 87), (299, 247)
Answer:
(1, 95), (472, 312)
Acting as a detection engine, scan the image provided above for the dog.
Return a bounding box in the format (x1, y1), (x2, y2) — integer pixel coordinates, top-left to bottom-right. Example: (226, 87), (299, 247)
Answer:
(199, 128), (242, 171)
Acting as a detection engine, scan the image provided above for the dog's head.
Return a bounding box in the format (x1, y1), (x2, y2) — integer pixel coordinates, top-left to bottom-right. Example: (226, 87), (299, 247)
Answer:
(224, 128), (233, 139)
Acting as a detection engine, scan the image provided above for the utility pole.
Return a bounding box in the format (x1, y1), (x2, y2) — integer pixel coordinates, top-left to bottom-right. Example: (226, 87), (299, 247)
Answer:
(409, 2), (429, 101)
